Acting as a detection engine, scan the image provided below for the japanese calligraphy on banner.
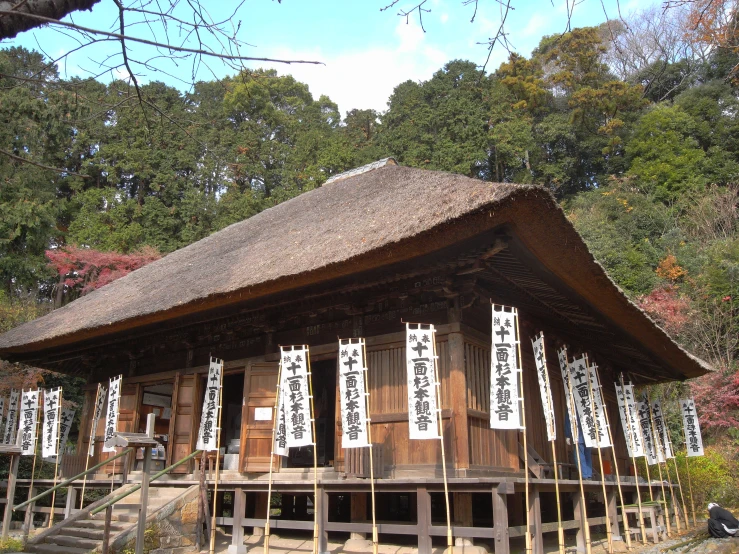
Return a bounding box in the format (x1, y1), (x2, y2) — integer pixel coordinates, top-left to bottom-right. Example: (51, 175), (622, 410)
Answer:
(4, 389), (20, 445)
(103, 376), (122, 453)
(196, 358), (223, 451)
(531, 333), (555, 441)
(19, 390), (39, 456)
(339, 339), (370, 448)
(651, 400), (674, 459)
(615, 384), (644, 458)
(637, 398), (659, 465)
(274, 388), (289, 457)
(42, 388), (61, 459)
(490, 306), (523, 430)
(89, 385), (106, 456)
(558, 348), (578, 441)
(569, 357), (611, 448)
(680, 397), (704, 457)
(406, 324), (439, 439)
(280, 346), (313, 448)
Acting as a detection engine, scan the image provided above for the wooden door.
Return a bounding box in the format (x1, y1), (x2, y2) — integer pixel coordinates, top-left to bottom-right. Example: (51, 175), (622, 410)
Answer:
(171, 374), (200, 474)
(240, 362), (279, 473)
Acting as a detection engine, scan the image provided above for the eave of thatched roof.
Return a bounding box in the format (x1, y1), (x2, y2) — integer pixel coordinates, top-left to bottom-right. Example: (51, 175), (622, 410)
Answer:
(0, 164), (711, 380)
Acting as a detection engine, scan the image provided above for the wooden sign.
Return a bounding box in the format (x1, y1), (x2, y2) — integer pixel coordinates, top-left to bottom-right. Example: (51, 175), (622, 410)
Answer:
(406, 324), (439, 439)
(3, 389), (20, 445)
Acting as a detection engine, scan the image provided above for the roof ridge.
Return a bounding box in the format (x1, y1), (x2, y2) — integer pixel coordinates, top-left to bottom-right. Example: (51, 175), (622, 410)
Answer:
(323, 157), (397, 185)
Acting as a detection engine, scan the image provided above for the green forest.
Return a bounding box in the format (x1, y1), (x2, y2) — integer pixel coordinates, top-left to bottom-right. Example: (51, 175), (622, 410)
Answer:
(0, 4), (738, 503)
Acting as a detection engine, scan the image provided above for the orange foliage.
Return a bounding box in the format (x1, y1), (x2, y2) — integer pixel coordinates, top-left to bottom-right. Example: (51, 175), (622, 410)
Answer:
(656, 253), (688, 282)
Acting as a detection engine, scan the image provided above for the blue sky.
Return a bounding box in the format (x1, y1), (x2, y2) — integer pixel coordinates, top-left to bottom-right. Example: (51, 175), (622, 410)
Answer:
(7, 0), (650, 115)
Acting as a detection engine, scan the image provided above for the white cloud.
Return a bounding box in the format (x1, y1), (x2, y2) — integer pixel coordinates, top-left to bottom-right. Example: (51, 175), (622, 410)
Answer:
(260, 17), (449, 115)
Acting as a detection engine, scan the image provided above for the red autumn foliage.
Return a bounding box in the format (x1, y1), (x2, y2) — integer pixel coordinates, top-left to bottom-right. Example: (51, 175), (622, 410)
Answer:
(46, 245), (161, 296)
(637, 287), (691, 336)
(689, 369), (739, 432)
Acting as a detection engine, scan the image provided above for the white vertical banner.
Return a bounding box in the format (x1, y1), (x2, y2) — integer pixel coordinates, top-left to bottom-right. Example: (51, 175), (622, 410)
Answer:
(490, 305), (523, 430)
(615, 384), (644, 458)
(103, 376), (122, 453)
(637, 398), (659, 465)
(42, 388), (61, 459)
(89, 384), (107, 456)
(273, 387), (289, 457)
(196, 357), (223, 451)
(406, 324), (440, 439)
(4, 389), (20, 445)
(339, 339), (370, 449)
(531, 332), (555, 441)
(558, 348), (578, 441)
(680, 398), (704, 457)
(280, 346), (313, 448)
(569, 356), (610, 448)
(19, 390), (39, 456)
(651, 400), (674, 459)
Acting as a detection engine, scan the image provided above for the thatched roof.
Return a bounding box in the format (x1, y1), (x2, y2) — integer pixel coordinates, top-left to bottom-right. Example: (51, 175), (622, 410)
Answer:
(0, 162), (710, 379)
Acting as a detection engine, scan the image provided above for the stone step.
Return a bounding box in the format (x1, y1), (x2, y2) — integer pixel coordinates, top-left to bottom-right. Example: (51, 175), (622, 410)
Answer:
(47, 534), (101, 550)
(73, 518), (129, 532)
(27, 543), (89, 554)
(58, 526), (107, 540)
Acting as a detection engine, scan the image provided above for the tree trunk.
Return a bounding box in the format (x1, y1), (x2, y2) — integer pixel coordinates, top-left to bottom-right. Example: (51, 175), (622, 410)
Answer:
(0, 0), (101, 40)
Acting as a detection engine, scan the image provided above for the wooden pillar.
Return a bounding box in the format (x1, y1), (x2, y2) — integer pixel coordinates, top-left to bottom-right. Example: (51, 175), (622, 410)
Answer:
(316, 487), (329, 554)
(493, 483), (511, 554)
(607, 488), (621, 542)
(22, 486), (37, 543)
(417, 487), (432, 554)
(573, 491), (586, 554)
(228, 488), (246, 554)
(350, 493), (367, 540)
(453, 492), (474, 546)
(252, 492), (267, 536)
(529, 486), (544, 554)
(64, 487), (78, 518)
(2, 454), (19, 538)
(448, 300), (470, 474)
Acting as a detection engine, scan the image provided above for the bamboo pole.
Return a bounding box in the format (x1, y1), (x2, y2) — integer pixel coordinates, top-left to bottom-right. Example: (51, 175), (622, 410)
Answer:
(305, 347), (320, 554)
(679, 414), (698, 527)
(512, 310), (531, 554)
(594, 369), (632, 550)
(80, 384), (102, 510)
(360, 339), (379, 554)
(665, 426), (690, 530)
(264, 353), (285, 554)
(428, 326), (453, 551)
(209, 358), (225, 554)
(535, 333), (564, 554)
(583, 355), (613, 554)
(618, 375), (647, 545)
(645, 397), (671, 538)
(48, 387), (63, 528)
(684, 454), (697, 527)
(563, 349), (592, 554)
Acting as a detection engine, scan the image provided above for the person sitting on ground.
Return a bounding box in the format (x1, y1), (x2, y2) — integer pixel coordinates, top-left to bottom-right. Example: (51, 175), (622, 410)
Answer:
(707, 503), (739, 538)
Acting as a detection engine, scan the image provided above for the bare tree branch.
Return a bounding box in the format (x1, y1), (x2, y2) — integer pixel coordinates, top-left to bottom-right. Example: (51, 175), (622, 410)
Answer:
(0, 9), (324, 66)
(0, 147), (90, 178)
